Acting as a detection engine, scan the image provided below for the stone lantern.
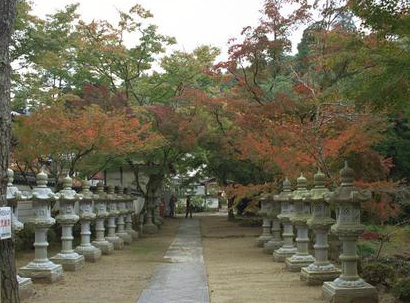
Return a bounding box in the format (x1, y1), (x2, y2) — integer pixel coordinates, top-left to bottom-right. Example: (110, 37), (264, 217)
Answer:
(256, 193), (273, 247)
(134, 193), (145, 235)
(124, 187), (139, 240)
(7, 169), (33, 298)
(74, 179), (102, 262)
(263, 191), (283, 254)
(19, 169), (63, 283)
(301, 169), (340, 285)
(273, 178), (297, 262)
(105, 185), (124, 250)
(91, 181), (114, 254)
(285, 173), (315, 272)
(50, 175), (85, 271)
(115, 186), (132, 244)
(153, 191), (163, 228)
(143, 195), (159, 234)
(322, 162), (378, 303)
(6, 169), (24, 232)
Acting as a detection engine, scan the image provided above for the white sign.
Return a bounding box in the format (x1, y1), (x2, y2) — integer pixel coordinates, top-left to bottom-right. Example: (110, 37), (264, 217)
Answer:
(0, 207), (12, 240)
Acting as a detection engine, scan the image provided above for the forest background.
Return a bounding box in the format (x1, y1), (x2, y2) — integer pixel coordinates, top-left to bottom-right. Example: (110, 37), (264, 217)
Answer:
(10, 0), (409, 220)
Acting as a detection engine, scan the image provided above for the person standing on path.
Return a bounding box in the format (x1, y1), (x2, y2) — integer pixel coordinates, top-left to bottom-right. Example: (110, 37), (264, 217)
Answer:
(185, 195), (193, 218)
(169, 194), (177, 218)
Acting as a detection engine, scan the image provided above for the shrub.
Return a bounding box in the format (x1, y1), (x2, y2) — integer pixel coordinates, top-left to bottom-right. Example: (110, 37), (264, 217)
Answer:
(361, 262), (396, 288)
(47, 226), (58, 249)
(16, 222), (59, 251)
(379, 257), (410, 277)
(360, 230), (381, 240)
(15, 223), (35, 252)
(357, 243), (375, 258)
(392, 278), (410, 302)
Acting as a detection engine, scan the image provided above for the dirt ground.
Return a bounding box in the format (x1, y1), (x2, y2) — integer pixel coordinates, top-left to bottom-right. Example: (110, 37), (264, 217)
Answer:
(201, 215), (324, 303)
(16, 218), (179, 303)
(16, 214), (397, 302)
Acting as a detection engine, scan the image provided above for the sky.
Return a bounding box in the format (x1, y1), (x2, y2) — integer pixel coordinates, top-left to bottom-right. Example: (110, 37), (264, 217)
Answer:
(31, 0), (272, 62)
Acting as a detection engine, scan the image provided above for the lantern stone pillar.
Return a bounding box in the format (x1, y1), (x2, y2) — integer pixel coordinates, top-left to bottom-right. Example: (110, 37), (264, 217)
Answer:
(257, 194), (273, 247)
(322, 162), (378, 303)
(153, 193), (163, 227)
(143, 196), (159, 234)
(263, 194), (283, 254)
(301, 169), (340, 285)
(286, 173), (315, 272)
(105, 185), (124, 249)
(7, 169), (34, 298)
(115, 186), (132, 244)
(19, 170), (63, 283)
(124, 187), (139, 240)
(50, 175), (85, 271)
(92, 181), (114, 254)
(273, 178), (297, 262)
(74, 179), (102, 262)
(154, 204), (162, 227)
(135, 195), (145, 236)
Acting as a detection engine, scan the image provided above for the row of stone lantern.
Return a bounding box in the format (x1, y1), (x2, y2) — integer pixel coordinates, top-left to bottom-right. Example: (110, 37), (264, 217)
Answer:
(6, 168), (144, 294)
(256, 162), (378, 303)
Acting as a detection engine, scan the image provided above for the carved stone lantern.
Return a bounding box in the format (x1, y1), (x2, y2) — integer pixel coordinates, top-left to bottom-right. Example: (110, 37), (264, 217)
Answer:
(285, 173), (315, 271)
(153, 192), (163, 227)
(301, 169), (340, 285)
(322, 162), (378, 303)
(256, 193), (273, 247)
(19, 169), (63, 283)
(7, 169), (33, 298)
(124, 187), (139, 240)
(134, 193), (145, 236)
(115, 186), (132, 244)
(273, 178), (297, 262)
(91, 181), (114, 254)
(105, 185), (124, 250)
(74, 179), (102, 262)
(263, 191), (283, 254)
(50, 175), (85, 271)
(143, 195), (159, 234)
(7, 169), (24, 231)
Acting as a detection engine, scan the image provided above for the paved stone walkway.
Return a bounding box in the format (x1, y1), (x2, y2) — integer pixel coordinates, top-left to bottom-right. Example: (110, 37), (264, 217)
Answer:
(137, 218), (210, 303)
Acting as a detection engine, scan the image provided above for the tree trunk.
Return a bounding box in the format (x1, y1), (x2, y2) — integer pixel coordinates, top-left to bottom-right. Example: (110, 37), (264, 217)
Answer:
(144, 174), (163, 224)
(227, 197), (235, 221)
(0, 240), (19, 303)
(0, 0), (19, 302)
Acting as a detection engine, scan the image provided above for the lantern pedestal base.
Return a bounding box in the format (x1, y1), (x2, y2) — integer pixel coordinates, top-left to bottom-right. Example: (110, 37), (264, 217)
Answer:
(273, 246), (297, 262)
(19, 261), (63, 284)
(92, 240), (114, 255)
(154, 216), (164, 225)
(322, 281), (378, 303)
(117, 232), (132, 244)
(126, 229), (139, 240)
(300, 265), (341, 285)
(285, 254), (315, 272)
(50, 252), (85, 271)
(18, 275), (33, 299)
(263, 239), (282, 254)
(143, 222), (159, 234)
(106, 235), (124, 250)
(75, 245), (102, 262)
(256, 235), (272, 247)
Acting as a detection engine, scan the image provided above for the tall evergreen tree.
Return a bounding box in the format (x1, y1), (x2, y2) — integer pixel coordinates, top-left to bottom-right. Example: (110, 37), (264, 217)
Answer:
(0, 0), (20, 302)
